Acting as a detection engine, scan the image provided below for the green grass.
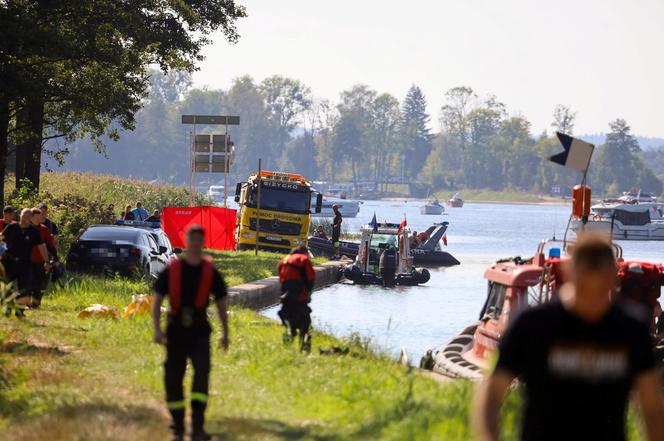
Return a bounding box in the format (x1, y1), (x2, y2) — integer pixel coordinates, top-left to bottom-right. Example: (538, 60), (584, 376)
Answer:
(434, 189), (566, 204)
(208, 250), (327, 287)
(0, 269), (647, 440)
(0, 272), (525, 441)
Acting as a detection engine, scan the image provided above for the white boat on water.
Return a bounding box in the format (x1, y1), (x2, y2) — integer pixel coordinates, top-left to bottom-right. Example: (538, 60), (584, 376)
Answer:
(312, 197), (361, 218)
(421, 200), (445, 215)
(571, 199), (664, 240)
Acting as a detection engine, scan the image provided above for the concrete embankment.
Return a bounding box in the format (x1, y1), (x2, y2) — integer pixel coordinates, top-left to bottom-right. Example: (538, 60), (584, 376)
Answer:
(227, 259), (349, 309)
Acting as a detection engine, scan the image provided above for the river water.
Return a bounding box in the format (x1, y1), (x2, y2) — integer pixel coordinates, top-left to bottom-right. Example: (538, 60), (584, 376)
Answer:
(262, 200), (664, 362)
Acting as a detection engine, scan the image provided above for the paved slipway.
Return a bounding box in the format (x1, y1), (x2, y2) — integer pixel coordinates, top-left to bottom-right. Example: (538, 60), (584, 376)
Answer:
(227, 259), (350, 309)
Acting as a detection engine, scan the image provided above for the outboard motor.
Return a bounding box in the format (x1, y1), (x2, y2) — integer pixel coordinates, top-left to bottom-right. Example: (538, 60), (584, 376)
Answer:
(379, 245), (398, 287)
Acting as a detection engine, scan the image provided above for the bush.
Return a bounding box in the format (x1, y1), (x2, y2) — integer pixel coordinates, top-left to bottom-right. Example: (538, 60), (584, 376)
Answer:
(4, 172), (212, 251)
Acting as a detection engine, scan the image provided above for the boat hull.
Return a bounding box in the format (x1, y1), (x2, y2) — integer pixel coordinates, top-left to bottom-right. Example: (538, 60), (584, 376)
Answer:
(312, 198), (361, 218)
(446, 200), (464, 208)
(420, 204), (444, 215)
(571, 219), (664, 240)
(307, 237), (460, 267)
(432, 324), (485, 380)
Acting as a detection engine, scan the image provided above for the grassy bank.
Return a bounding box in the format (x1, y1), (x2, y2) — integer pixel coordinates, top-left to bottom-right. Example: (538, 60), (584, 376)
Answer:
(0, 274), (522, 441)
(208, 250), (326, 287)
(434, 189), (567, 205)
(0, 272), (647, 440)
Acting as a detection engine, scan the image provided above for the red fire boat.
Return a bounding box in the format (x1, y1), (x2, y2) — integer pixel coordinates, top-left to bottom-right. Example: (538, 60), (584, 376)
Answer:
(430, 238), (664, 379)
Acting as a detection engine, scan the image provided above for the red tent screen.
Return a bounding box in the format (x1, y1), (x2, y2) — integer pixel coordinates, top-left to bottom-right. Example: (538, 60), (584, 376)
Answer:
(162, 206), (236, 251)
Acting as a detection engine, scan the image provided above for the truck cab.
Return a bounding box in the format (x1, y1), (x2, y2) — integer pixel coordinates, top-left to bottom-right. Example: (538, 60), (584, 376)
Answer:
(234, 171), (322, 252)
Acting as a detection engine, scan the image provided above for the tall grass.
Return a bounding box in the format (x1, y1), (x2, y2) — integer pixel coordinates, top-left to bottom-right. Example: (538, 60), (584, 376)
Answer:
(4, 172), (211, 249)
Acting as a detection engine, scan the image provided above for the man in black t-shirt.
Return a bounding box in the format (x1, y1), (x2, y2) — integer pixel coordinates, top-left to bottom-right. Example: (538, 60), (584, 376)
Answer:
(152, 225), (229, 441)
(474, 236), (664, 441)
(1, 208), (50, 297)
(39, 204), (59, 248)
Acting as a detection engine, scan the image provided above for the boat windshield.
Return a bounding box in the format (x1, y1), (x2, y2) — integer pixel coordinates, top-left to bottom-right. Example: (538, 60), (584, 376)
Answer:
(246, 184), (311, 214)
(370, 233), (398, 250)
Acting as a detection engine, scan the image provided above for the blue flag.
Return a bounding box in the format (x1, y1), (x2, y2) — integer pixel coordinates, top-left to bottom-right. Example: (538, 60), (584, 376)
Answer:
(369, 213), (378, 232)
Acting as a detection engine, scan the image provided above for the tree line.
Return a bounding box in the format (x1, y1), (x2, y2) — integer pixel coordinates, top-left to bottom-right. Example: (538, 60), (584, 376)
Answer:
(61, 74), (663, 198)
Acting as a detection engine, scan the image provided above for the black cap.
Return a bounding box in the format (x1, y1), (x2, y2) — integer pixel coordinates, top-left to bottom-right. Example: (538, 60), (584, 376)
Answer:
(3, 205), (15, 214)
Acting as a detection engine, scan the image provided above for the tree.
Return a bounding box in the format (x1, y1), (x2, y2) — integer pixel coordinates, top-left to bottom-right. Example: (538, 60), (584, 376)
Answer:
(369, 93), (401, 189)
(334, 85), (377, 189)
(437, 86), (476, 187)
(400, 85), (432, 178)
(333, 114), (363, 188)
(225, 76), (273, 175)
(593, 119), (662, 195)
(0, 0), (246, 203)
(551, 104), (576, 135)
(260, 75), (312, 167)
(312, 100), (339, 182)
(148, 69), (193, 104)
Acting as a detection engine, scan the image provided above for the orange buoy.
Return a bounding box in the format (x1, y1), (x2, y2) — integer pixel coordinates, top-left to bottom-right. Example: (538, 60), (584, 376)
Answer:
(572, 185), (591, 219)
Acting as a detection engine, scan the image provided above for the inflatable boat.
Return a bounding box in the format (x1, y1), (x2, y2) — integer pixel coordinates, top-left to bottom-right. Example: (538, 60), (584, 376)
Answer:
(341, 221), (431, 286)
(308, 222), (460, 267)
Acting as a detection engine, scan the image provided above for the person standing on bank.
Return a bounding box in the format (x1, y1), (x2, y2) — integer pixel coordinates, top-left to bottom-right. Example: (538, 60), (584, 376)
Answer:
(277, 246), (316, 351)
(29, 208), (58, 308)
(1, 209), (50, 299)
(331, 204), (343, 259)
(152, 225), (229, 441)
(132, 201), (149, 221)
(473, 235), (664, 441)
(0, 205), (16, 231)
(39, 204), (59, 248)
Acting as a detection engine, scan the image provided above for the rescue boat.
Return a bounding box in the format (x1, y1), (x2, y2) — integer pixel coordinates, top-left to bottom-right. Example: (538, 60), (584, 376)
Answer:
(308, 222), (460, 267)
(429, 239), (664, 379)
(342, 222), (431, 286)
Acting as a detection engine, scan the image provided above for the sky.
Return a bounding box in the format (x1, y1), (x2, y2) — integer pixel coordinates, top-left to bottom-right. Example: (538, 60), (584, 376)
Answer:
(193, 0), (664, 137)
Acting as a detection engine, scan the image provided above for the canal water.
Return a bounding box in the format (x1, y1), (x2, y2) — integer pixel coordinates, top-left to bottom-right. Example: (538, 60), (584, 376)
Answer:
(262, 200), (664, 362)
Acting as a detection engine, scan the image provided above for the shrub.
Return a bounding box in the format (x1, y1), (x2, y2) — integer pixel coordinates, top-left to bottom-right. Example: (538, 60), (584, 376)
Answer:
(4, 172), (212, 251)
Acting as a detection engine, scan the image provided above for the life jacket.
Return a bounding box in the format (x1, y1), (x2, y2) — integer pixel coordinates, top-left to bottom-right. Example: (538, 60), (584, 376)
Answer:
(278, 252), (314, 302)
(617, 261), (662, 307)
(168, 257), (215, 315)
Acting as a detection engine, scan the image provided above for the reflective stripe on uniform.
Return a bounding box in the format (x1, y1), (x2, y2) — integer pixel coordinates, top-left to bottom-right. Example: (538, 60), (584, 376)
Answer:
(190, 392), (208, 402)
(167, 400), (186, 409)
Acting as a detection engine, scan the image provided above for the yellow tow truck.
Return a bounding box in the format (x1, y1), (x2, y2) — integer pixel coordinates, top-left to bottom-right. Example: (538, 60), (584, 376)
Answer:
(234, 171), (322, 252)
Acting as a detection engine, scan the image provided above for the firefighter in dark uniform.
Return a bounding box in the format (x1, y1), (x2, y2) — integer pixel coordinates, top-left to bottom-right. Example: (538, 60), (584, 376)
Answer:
(1, 208), (50, 299)
(277, 246), (316, 351)
(152, 226), (229, 441)
(379, 244), (398, 287)
(331, 205), (343, 259)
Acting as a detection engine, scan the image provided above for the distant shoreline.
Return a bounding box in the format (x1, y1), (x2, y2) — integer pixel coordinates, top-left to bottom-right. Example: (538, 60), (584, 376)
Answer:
(380, 196), (570, 207)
